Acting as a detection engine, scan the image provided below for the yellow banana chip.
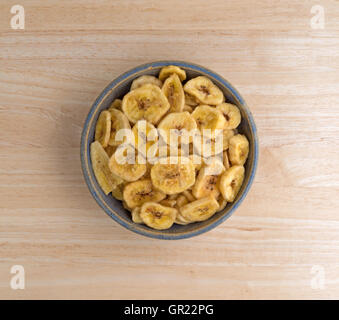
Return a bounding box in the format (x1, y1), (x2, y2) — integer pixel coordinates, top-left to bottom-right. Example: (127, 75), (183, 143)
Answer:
(90, 141), (123, 195)
(162, 73), (185, 113)
(184, 76), (224, 105)
(180, 195), (219, 222)
(159, 65), (186, 82)
(151, 157), (195, 194)
(140, 202), (177, 230)
(219, 165), (245, 202)
(123, 179), (166, 209)
(95, 111), (111, 148)
(122, 84), (170, 125)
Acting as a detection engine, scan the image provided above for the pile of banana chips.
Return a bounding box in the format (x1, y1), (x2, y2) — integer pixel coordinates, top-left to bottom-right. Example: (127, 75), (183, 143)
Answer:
(91, 66), (249, 230)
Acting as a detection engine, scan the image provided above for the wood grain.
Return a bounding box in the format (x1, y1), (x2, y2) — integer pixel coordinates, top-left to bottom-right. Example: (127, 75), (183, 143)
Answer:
(0, 0), (338, 299)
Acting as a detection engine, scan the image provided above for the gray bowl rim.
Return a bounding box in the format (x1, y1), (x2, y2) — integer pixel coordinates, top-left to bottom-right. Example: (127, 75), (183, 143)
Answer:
(80, 60), (259, 240)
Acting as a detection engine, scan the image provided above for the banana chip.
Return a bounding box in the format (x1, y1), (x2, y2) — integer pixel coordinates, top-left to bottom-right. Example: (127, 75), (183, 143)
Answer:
(176, 194), (189, 208)
(123, 179), (166, 209)
(184, 76), (224, 105)
(184, 92), (199, 107)
(223, 150), (231, 170)
(111, 183), (124, 201)
(217, 196), (228, 212)
(109, 145), (147, 182)
(192, 105), (226, 132)
(182, 190), (195, 202)
(216, 103), (241, 129)
(122, 84), (170, 125)
(90, 141), (123, 195)
(192, 159), (225, 199)
(219, 165), (245, 202)
(131, 207), (143, 224)
(151, 157), (196, 194)
(175, 211), (191, 225)
(183, 105), (193, 113)
(158, 111), (197, 145)
(162, 73), (185, 113)
(140, 202), (177, 230)
(132, 120), (158, 157)
(228, 134), (249, 166)
(180, 195), (219, 222)
(108, 99), (122, 111)
(159, 199), (177, 207)
(130, 75), (162, 91)
(222, 129), (235, 150)
(159, 65), (186, 82)
(108, 109), (131, 146)
(95, 110), (111, 147)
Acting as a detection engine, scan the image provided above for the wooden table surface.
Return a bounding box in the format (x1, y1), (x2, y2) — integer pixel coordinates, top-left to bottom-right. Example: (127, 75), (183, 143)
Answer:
(0, 0), (339, 300)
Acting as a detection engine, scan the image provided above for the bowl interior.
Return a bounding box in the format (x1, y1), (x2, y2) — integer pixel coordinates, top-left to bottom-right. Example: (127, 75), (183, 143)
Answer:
(81, 61), (258, 239)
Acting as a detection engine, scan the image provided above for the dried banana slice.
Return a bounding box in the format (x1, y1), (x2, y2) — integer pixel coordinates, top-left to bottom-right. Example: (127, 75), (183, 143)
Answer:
(132, 120), (158, 157)
(175, 211), (191, 225)
(130, 75), (162, 91)
(216, 103), (241, 129)
(176, 195), (189, 208)
(184, 76), (224, 105)
(192, 159), (225, 199)
(95, 110), (111, 147)
(150, 157), (195, 194)
(217, 196), (228, 212)
(162, 73), (185, 113)
(194, 130), (224, 157)
(159, 199), (177, 207)
(123, 179), (166, 209)
(193, 129), (234, 159)
(185, 92), (199, 107)
(222, 150), (230, 170)
(158, 111), (197, 145)
(222, 129), (235, 150)
(219, 165), (245, 202)
(183, 105), (193, 113)
(180, 195), (219, 222)
(108, 108), (131, 146)
(108, 99), (122, 111)
(228, 134), (249, 166)
(109, 145), (147, 182)
(140, 202), (177, 230)
(123, 200), (132, 212)
(182, 190), (195, 202)
(195, 129), (234, 158)
(122, 84), (170, 125)
(131, 207), (143, 224)
(159, 65), (186, 82)
(90, 141), (124, 195)
(111, 183), (124, 200)
(192, 105), (226, 132)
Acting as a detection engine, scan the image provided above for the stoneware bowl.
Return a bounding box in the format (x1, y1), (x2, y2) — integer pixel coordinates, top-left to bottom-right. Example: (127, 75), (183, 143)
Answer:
(80, 61), (258, 239)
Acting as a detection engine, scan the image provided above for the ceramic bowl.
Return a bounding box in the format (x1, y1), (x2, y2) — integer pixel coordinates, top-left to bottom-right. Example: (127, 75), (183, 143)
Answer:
(80, 61), (258, 239)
